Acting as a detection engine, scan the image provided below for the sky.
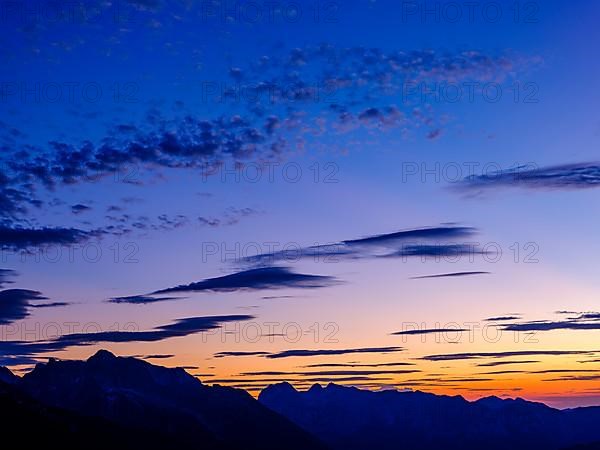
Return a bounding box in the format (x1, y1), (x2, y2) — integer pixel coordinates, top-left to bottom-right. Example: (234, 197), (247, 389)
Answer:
(0, 0), (599, 409)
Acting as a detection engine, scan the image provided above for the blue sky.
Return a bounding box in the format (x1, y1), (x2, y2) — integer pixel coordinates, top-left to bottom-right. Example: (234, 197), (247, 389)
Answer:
(0, 0), (599, 407)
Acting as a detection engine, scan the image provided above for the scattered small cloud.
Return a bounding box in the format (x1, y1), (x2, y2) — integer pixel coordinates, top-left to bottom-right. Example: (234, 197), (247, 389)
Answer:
(71, 204), (92, 215)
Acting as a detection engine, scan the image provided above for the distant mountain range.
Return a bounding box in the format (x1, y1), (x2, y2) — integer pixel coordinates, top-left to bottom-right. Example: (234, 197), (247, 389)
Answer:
(1, 350), (599, 450)
(259, 382), (600, 450)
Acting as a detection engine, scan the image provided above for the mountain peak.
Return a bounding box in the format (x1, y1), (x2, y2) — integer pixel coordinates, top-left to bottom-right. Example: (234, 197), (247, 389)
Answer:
(87, 349), (117, 362)
(258, 381), (297, 400)
(19, 354), (322, 450)
(272, 381), (297, 392)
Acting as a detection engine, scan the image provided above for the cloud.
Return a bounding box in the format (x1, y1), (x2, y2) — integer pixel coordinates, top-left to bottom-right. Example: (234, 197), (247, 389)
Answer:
(244, 226), (481, 264)
(71, 204), (92, 214)
(568, 312), (600, 320)
(434, 377), (494, 383)
(498, 312), (600, 332)
(198, 207), (260, 227)
(0, 43), (535, 227)
(48, 316), (255, 347)
(456, 162), (600, 192)
(108, 295), (184, 305)
(342, 226), (475, 245)
(97, 208), (258, 238)
(479, 370), (525, 375)
(484, 315), (522, 322)
(422, 350), (598, 361)
(451, 387), (524, 393)
(0, 289), (66, 325)
(0, 269), (17, 288)
(29, 302), (70, 309)
(532, 369), (600, 374)
(0, 315), (255, 365)
(0, 354), (41, 367)
(501, 321), (600, 332)
(213, 347), (405, 360)
(475, 360), (540, 367)
(392, 328), (470, 335)
(1, 111), (285, 223)
(0, 225), (92, 250)
(410, 271), (490, 279)
(265, 346), (404, 359)
(150, 266), (339, 296)
(543, 375), (600, 382)
(207, 376), (389, 385)
(301, 362), (415, 368)
(239, 369), (420, 376)
(214, 351), (272, 358)
(383, 244), (486, 259)
(141, 354), (175, 360)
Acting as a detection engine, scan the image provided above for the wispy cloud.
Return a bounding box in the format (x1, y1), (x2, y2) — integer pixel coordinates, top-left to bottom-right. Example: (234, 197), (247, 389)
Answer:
(0, 226), (92, 250)
(422, 350), (597, 361)
(484, 315), (522, 322)
(0, 315), (254, 366)
(244, 226), (481, 264)
(141, 354), (176, 360)
(214, 351), (272, 358)
(501, 321), (600, 332)
(475, 360), (540, 367)
(543, 374), (600, 382)
(456, 162), (600, 192)
(301, 362), (415, 368)
(0, 289), (67, 325)
(266, 346), (405, 359)
(108, 295), (184, 305)
(498, 311), (600, 332)
(410, 271), (490, 279)
(212, 346), (405, 360)
(392, 328), (470, 335)
(0, 269), (17, 288)
(71, 204), (92, 215)
(239, 369), (420, 377)
(151, 267), (339, 296)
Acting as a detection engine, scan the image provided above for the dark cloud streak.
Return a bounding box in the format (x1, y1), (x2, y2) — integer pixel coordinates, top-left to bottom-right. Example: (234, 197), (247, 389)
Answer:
(457, 162), (600, 192)
(150, 267), (338, 297)
(410, 271), (490, 279)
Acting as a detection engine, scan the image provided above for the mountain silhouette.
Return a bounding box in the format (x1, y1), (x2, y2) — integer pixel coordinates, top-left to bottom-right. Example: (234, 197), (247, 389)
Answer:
(16, 350), (324, 450)
(2, 351), (600, 450)
(0, 376), (182, 449)
(259, 382), (600, 450)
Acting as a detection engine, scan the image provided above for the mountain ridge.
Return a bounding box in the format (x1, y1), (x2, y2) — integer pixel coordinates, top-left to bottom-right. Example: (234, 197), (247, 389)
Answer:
(1, 352), (599, 450)
(258, 381), (600, 450)
(16, 350), (325, 450)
